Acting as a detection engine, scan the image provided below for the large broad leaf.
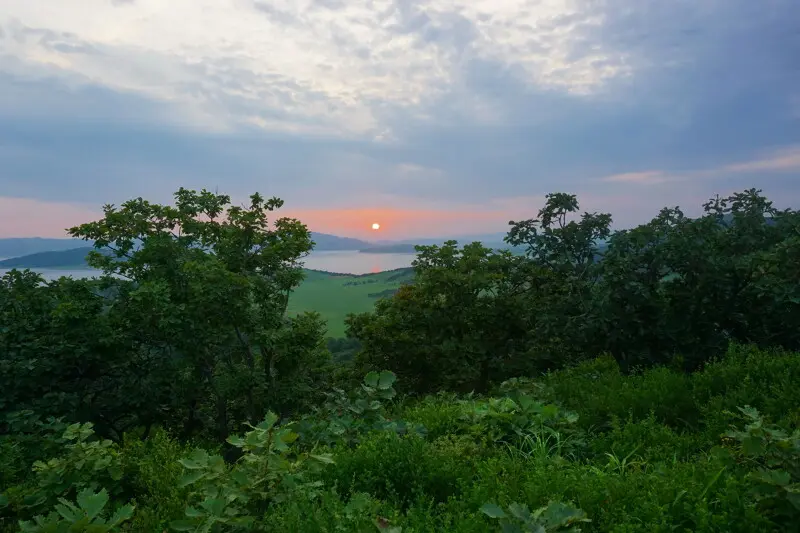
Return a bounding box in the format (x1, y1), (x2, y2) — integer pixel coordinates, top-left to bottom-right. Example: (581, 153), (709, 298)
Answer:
(54, 501), (80, 522)
(77, 488), (109, 522)
(179, 449), (211, 469)
(226, 435), (245, 447)
(310, 453), (335, 464)
(185, 506), (205, 518)
(541, 501), (589, 527)
(364, 371), (380, 388)
(507, 502), (531, 522)
(179, 470), (207, 488)
(786, 486), (800, 511)
(257, 412), (279, 431)
(377, 371), (397, 390)
(749, 468), (791, 487)
(480, 503), (507, 519)
(741, 435), (765, 456)
(107, 504), (135, 527)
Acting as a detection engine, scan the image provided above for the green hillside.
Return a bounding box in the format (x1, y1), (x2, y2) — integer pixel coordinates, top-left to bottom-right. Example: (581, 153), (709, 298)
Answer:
(0, 247), (97, 268)
(288, 268), (414, 337)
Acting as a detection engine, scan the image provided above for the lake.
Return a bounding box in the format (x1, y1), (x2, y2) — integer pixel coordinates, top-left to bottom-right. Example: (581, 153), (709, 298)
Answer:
(0, 250), (418, 280)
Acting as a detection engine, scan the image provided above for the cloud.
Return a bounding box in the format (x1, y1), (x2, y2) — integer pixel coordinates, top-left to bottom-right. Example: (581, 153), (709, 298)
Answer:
(597, 145), (800, 186)
(723, 145), (800, 174)
(601, 171), (676, 185)
(0, 197), (99, 238)
(0, 0), (798, 238)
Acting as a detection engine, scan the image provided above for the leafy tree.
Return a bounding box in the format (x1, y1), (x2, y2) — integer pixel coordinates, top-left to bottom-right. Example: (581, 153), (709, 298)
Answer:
(595, 188), (800, 368)
(64, 188), (329, 441)
(348, 242), (538, 393)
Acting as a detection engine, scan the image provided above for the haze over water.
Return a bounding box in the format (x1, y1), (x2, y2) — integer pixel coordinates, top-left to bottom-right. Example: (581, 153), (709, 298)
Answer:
(0, 251), (418, 280)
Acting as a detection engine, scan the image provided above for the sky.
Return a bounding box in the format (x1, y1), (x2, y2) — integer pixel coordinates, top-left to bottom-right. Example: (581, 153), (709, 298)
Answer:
(0, 0), (798, 240)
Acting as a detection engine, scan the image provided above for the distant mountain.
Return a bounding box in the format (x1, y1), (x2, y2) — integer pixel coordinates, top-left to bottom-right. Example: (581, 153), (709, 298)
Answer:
(0, 233), (371, 269)
(359, 241), (526, 254)
(310, 233), (371, 251)
(359, 244), (419, 254)
(0, 247), (98, 269)
(0, 238), (90, 258)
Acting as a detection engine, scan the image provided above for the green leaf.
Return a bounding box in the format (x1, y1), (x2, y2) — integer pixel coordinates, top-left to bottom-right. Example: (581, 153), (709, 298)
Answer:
(226, 436), (245, 447)
(377, 371), (397, 389)
(541, 501), (588, 526)
(310, 453), (335, 464)
(179, 470), (207, 488)
(749, 468), (791, 487)
(258, 412), (279, 431)
(107, 504), (135, 527)
(364, 371), (379, 388)
(738, 405), (761, 422)
(200, 498), (226, 517)
(480, 503), (507, 519)
(786, 486), (800, 511)
(741, 435), (764, 456)
(53, 502), (80, 522)
(77, 488), (109, 522)
(170, 519), (198, 531)
(507, 502), (532, 522)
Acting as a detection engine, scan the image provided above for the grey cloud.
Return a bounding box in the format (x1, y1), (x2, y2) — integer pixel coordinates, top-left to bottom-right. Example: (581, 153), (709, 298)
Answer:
(312, 0), (346, 10)
(1, 21), (100, 55)
(1, 0), (799, 230)
(252, 1), (301, 26)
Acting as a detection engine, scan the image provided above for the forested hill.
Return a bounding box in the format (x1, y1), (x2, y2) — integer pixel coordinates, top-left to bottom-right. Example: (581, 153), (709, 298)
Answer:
(0, 247), (98, 268)
(0, 238), (89, 258)
(309, 232), (370, 250)
(0, 232), (371, 268)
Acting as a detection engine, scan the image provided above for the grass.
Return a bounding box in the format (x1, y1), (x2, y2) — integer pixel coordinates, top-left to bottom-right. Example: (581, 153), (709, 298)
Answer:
(288, 268), (414, 337)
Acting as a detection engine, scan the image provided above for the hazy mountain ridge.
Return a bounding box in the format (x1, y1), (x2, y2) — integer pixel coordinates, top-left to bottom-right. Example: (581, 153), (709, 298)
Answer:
(0, 247), (99, 269)
(0, 238), (90, 258)
(0, 233), (368, 262)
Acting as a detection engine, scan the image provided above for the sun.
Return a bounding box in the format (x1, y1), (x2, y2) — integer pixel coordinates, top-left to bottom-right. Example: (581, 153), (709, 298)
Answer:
(371, 223), (381, 230)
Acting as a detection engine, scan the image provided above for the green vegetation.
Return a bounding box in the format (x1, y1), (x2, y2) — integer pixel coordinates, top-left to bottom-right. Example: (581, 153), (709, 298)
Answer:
(288, 269), (414, 337)
(2, 186), (800, 532)
(0, 239), (89, 259)
(0, 248), (101, 269)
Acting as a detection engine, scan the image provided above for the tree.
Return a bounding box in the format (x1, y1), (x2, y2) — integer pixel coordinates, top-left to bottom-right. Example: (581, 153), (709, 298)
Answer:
(348, 241), (539, 393)
(49, 188), (328, 441)
(595, 188), (800, 369)
(505, 193), (612, 365)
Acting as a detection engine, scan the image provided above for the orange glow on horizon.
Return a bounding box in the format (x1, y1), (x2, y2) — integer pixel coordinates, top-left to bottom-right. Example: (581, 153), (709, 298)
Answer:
(281, 206), (516, 240)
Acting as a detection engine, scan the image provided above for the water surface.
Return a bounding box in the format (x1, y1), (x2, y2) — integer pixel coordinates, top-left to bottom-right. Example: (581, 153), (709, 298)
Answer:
(0, 250), (418, 279)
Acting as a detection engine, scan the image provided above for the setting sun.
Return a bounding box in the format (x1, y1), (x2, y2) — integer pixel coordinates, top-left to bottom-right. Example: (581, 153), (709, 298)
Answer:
(371, 223), (381, 230)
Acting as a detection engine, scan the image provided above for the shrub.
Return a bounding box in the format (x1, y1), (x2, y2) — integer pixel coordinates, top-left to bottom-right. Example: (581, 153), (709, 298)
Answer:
(325, 432), (472, 509)
(120, 429), (191, 531)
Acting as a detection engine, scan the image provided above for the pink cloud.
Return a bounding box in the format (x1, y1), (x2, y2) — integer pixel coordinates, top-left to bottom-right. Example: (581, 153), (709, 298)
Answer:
(600, 171), (676, 184)
(0, 197), (100, 238)
(723, 145), (800, 173)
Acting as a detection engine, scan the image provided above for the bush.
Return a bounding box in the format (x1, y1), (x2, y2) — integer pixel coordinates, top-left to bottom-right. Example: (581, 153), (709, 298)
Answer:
(541, 357), (696, 431)
(119, 429), (191, 532)
(325, 432), (473, 509)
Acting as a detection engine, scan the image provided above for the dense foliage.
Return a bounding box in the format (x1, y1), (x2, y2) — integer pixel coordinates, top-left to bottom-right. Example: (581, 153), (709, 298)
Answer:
(349, 188), (800, 391)
(2, 187), (799, 532)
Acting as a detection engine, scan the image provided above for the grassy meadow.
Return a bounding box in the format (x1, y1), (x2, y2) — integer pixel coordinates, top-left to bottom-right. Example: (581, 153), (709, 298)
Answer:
(288, 268), (414, 337)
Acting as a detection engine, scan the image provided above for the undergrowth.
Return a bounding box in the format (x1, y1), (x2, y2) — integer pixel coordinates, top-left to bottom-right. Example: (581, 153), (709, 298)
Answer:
(2, 346), (799, 532)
